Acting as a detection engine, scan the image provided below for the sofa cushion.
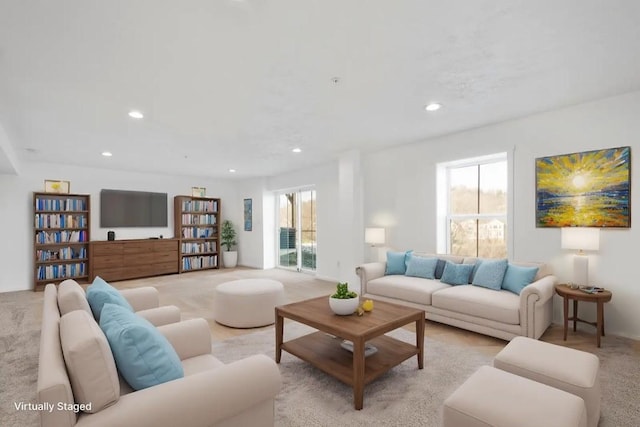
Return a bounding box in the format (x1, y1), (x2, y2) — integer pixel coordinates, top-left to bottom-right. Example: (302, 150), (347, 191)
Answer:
(472, 259), (508, 290)
(58, 279), (92, 316)
(502, 264), (539, 295)
(405, 255), (438, 279)
(59, 310), (120, 413)
(432, 285), (520, 325)
(86, 276), (134, 320)
(99, 303), (184, 390)
(367, 275), (450, 305)
(440, 262), (474, 286)
(385, 250), (413, 275)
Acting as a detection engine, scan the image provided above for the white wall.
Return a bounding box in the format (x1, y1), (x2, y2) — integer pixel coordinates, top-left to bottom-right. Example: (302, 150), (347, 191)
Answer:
(231, 177), (269, 269)
(0, 162), (237, 292)
(363, 90), (640, 339)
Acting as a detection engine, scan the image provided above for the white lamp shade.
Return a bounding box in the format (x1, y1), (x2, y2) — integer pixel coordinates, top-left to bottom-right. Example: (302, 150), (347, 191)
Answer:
(561, 227), (600, 252)
(365, 227), (385, 245)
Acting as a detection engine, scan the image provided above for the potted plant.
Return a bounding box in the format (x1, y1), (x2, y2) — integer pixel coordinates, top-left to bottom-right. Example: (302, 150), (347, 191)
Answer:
(329, 282), (359, 315)
(220, 220), (238, 268)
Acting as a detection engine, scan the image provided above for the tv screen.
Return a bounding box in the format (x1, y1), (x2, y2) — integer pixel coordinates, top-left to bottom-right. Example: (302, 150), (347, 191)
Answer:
(100, 189), (168, 227)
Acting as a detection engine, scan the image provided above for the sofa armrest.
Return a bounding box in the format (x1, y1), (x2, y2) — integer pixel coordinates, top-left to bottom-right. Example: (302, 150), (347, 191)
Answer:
(519, 275), (557, 338)
(137, 305), (181, 327)
(157, 318), (212, 360)
(355, 262), (386, 295)
(120, 287), (160, 311)
(75, 355), (282, 427)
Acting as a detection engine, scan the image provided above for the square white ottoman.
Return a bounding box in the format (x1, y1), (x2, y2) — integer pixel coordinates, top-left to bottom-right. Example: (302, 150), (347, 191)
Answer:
(494, 337), (600, 427)
(443, 366), (587, 427)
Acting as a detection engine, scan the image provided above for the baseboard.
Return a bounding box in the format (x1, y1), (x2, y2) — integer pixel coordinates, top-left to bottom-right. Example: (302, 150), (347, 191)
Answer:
(315, 274), (338, 283)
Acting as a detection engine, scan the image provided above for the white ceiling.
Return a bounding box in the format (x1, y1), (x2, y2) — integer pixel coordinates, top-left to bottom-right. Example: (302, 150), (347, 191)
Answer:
(1, 0), (640, 178)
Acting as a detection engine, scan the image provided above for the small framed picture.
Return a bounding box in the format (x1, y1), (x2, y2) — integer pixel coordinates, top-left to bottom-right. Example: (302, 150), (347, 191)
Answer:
(44, 180), (70, 194)
(191, 187), (206, 197)
(244, 198), (252, 231)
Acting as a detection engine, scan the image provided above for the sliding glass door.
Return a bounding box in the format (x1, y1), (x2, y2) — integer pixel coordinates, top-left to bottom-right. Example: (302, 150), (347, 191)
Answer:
(277, 188), (316, 272)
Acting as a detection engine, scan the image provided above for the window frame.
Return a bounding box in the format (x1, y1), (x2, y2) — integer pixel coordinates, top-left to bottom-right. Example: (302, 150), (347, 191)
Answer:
(438, 152), (510, 258)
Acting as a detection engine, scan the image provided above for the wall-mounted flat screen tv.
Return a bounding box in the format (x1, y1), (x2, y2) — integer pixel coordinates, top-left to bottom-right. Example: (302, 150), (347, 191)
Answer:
(100, 189), (168, 227)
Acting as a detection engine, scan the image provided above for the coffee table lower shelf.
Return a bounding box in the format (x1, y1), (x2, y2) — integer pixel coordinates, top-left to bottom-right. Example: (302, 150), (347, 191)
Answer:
(280, 331), (419, 387)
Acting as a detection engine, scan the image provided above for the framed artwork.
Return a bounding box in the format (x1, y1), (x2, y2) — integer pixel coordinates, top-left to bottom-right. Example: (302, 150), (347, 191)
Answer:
(191, 187), (206, 197)
(44, 180), (70, 194)
(244, 198), (252, 231)
(535, 146), (631, 227)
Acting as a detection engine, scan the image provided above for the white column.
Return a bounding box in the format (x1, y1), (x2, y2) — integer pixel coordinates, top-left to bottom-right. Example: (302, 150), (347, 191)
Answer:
(337, 150), (364, 293)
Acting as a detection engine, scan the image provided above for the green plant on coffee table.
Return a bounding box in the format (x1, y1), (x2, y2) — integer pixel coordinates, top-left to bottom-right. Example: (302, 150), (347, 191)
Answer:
(331, 282), (357, 299)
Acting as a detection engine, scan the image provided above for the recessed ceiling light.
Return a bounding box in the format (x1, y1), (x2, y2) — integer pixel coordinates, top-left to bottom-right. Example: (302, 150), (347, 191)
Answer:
(128, 110), (144, 119)
(425, 103), (442, 112)
(292, 148), (302, 153)
(229, 168), (236, 173)
(101, 151), (113, 157)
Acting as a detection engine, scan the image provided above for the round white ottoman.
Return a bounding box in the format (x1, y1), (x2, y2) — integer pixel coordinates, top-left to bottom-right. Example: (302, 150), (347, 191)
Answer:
(214, 279), (285, 328)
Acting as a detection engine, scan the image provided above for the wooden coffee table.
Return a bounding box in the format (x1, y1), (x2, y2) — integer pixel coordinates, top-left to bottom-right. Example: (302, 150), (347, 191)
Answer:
(275, 296), (425, 410)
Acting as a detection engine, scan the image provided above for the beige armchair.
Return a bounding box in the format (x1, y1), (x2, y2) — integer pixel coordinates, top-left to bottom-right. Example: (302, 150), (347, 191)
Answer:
(37, 283), (282, 427)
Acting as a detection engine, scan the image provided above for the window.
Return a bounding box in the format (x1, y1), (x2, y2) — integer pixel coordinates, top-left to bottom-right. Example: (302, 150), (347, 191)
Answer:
(277, 188), (317, 271)
(439, 154), (508, 258)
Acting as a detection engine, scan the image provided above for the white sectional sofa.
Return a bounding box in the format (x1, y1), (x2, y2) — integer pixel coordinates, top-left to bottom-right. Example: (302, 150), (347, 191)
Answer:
(356, 253), (557, 340)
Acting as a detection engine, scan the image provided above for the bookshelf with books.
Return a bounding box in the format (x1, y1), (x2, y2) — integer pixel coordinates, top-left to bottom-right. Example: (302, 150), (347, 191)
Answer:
(174, 195), (221, 273)
(34, 192), (90, 291)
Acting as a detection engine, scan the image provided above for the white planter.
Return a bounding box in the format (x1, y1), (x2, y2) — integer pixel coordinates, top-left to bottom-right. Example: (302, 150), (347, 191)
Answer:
(222, 251), (238, 268)
(329, 296), (359, 315)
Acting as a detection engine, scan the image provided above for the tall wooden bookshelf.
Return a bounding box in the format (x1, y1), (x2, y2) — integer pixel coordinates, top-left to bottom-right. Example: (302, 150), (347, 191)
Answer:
(34, 192), (90, 291)
(174, 195), (220, 273)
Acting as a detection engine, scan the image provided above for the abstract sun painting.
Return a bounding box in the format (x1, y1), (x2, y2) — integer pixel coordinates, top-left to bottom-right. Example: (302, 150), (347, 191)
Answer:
(536, 146), (631, 227)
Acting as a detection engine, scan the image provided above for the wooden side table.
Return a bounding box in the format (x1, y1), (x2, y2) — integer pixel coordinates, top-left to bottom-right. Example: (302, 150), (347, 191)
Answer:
(555, 284), (612, 347)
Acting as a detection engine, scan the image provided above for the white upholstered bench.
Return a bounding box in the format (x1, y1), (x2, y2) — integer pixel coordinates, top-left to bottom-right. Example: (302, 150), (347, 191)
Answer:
(494, 336), (601, 427)
(214, 279), (285, 328)
(443, 366), (587, 427)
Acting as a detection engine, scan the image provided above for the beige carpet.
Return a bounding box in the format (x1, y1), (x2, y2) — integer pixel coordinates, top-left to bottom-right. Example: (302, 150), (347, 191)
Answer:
(1, 290), (639, 426)
(212, 323), (640, 427)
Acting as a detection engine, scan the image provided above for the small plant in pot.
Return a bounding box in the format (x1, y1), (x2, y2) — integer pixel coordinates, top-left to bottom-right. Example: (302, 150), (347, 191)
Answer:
(329, 282), (359, 315)
(220, 220), (238, 268)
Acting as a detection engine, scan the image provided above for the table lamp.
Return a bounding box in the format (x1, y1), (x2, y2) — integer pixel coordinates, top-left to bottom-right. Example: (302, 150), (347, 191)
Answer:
(561, 227), (600, 286)
(365, 228), (385, 247)
(365, 227), (385, 262)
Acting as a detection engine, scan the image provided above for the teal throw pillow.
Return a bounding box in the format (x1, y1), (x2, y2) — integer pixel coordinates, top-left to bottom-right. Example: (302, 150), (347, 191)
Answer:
(440, 261), (474, 286)
(405, 256), (438, 279)
(472, 259), (508, 290)
(502, 264), (539, 295)
(86, 276), (133, 320)
(434, 259), (447, 279)
(99, 303), (183, 390)
(385, 250), (413, 275)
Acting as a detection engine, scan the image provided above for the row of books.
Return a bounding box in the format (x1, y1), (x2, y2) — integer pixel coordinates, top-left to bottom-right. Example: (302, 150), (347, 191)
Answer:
(35, 198), (86, 212)
(182, 255), (217, 270)
(36, 263), (87, 280)
(35, 213), (87, 229)
(181, 200), (218, 213)
(36, 247), (87, 262)
(181, 214), (217, 225)
(36, 230), (88, 244)
(181, 241), (217, 254)
(181, 227), (217, 238)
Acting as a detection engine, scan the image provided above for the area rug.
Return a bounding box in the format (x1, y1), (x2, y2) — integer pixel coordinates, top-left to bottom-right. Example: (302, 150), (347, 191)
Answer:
(215, 324), (482, 426)
(213, 323), (640, 427)
(2, 301), (639, 426)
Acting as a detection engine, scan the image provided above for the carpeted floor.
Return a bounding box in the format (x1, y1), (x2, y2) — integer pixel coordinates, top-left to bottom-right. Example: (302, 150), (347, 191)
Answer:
(1, 290), (639, 426)
(213, 323), (640, 427)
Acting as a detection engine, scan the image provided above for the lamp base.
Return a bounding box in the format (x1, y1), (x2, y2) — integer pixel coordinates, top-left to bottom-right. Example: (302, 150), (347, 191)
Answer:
(573, 255), (588, 287)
